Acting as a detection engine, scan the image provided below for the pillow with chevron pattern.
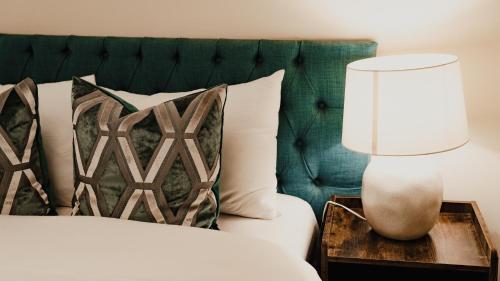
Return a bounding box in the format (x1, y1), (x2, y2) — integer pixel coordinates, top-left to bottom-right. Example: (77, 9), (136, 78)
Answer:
(71, 77), (227, 228)
(0, 78), (52, 215)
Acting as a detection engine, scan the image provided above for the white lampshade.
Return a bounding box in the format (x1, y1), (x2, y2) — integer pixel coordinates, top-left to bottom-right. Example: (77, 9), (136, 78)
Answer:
(342, 54), (469, 156)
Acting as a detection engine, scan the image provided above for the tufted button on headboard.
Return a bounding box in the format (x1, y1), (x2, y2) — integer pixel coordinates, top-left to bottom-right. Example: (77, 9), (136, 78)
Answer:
(0, 34), (377, 220)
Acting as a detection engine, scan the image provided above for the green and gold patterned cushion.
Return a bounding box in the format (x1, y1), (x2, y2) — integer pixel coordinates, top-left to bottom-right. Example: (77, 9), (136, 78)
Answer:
(0, 78), (51, 215)
(71, 77), (226, 228)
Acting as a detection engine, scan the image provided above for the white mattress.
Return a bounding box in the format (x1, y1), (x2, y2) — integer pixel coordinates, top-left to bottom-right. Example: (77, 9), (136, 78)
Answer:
(56, 194), (319, 260)
(0, 216), (320, 281)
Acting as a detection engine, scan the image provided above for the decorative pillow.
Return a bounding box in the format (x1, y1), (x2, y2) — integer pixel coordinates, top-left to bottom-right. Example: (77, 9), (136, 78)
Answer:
(0, 78), (51, 215)
(38, 75), (95, 207)
(104, 70), (284, 219)
(71, 77), (227, 228)
(2, 76), (96, 208)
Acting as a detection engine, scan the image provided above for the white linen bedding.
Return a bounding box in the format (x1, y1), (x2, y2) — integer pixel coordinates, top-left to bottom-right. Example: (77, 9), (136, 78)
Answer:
(0, 216), (320, 281)
(218, 194), (318, 260)
(56, 194), (319, 260)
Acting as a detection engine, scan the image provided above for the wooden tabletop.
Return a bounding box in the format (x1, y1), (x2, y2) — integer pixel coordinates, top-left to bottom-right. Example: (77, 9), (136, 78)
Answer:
(322, 197), (498, 275)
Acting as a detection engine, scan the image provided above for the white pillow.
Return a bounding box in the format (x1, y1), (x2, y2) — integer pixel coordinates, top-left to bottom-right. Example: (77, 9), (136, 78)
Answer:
(38, 76), (95, 207)
(104, 70), (284, 219)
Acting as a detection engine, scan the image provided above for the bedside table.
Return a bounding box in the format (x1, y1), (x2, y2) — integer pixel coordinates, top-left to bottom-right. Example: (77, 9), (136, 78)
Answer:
(321, 196), (498, 281)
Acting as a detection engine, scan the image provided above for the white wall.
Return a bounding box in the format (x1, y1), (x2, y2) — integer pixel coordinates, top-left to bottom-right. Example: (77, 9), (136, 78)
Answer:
(1, 0), (499, 271)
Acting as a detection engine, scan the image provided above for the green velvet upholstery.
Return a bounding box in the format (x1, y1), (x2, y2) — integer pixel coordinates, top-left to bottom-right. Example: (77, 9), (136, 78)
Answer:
(71, 77), (226, 228)
(0, 78), (51, 215)
(0, 34), (377, 219)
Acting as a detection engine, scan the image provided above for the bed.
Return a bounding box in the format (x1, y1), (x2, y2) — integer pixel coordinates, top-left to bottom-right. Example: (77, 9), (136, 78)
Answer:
(0, 34), (376, 280)
(57, 193), (318, 260)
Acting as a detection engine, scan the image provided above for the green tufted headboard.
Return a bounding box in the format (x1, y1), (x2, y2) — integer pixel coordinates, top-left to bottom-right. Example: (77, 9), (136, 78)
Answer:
(0, 34), (377, 219)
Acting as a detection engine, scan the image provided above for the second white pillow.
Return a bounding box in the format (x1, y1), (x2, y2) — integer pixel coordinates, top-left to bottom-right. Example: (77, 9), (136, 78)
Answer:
(38, 75), (96, 207)
(105, 70), (284, 219)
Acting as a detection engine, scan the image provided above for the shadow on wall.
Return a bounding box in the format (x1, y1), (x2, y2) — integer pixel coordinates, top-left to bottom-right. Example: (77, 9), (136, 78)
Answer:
(435, 118), (500, 279)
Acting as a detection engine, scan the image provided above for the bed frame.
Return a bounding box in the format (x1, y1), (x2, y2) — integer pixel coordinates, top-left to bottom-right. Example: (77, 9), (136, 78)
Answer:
(0, 34), (377, 219)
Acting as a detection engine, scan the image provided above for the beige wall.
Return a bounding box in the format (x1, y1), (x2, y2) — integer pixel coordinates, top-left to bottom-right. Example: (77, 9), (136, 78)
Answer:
(2, 0), (499, 270)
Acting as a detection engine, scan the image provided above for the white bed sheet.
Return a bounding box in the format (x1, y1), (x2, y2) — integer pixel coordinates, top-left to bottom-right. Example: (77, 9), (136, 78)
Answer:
(57, 194), (319, 260)
(218, 193), (318, 260)
(0, 216), (320, 281)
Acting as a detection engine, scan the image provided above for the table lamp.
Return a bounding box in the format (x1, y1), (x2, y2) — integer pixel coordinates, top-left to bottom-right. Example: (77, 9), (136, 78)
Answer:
(342, 54), (468, 240)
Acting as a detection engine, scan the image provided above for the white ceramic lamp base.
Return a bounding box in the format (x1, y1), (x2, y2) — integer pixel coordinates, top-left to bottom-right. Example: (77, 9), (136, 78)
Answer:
(362, 157), (443, 240)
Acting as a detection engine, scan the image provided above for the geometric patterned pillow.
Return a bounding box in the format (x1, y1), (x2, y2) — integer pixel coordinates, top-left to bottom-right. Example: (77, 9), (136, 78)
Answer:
(71, 77), (227, 228)
(0, 78), (51, 215)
